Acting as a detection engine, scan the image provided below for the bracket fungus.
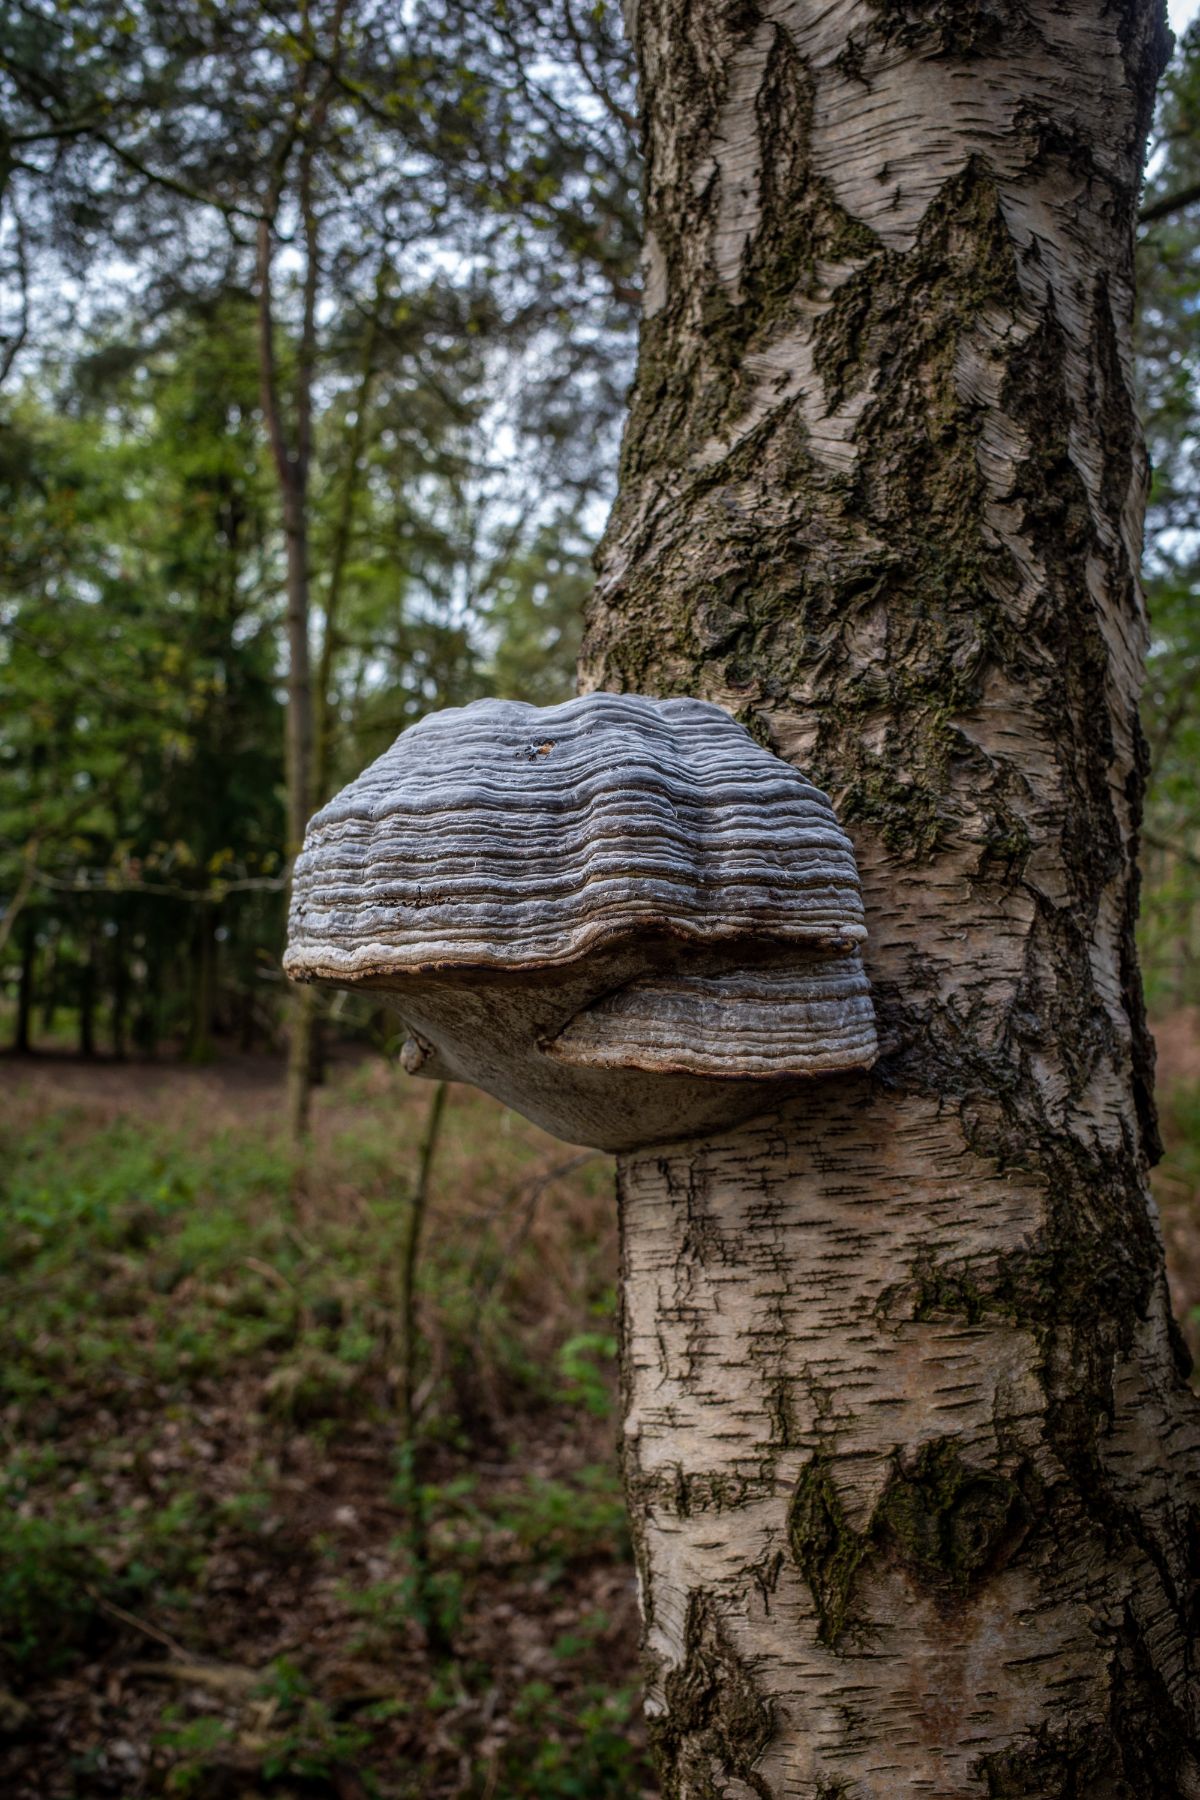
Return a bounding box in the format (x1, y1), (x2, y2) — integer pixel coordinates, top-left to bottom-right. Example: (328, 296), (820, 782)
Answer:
(284, 693), (876, 1152)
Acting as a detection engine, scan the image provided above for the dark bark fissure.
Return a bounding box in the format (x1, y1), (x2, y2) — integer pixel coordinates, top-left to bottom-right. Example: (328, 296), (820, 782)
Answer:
(651, 1590), (776, 1799)
(789, 1438), (1036, 1649)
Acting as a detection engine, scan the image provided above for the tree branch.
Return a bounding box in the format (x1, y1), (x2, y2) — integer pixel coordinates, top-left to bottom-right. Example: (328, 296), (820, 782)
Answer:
(1144, 830), (1200, 873)
(1140, 176), (1200, 225)
(313, 261), (384, 804)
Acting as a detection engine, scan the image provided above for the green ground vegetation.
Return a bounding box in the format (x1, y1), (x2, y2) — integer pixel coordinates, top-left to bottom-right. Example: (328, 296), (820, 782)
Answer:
(0, 1059), (654, 1799)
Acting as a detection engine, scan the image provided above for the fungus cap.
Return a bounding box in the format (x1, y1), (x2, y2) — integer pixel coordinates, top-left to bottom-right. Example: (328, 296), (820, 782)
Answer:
(285, 692), (877, 1151)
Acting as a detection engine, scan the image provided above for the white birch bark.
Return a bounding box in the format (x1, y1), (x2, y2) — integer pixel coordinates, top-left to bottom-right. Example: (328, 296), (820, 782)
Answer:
(583, 1), (1200, 1791)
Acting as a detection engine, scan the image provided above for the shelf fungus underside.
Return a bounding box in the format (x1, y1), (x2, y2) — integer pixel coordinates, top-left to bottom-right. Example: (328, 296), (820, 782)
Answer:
(284, 693), (877, 1151)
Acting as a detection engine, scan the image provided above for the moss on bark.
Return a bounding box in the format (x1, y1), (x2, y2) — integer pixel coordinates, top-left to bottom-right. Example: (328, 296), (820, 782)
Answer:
(789, 1438), (1036, 1647)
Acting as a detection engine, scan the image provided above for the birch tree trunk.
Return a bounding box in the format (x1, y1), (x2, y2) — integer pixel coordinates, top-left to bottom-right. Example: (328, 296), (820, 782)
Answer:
(582, 2), (1200, 1792)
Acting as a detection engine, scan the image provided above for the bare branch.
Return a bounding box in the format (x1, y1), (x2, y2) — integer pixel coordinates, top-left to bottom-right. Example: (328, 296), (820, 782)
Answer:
(1143, 830), (1200, 873)
(1140, 176), (1200, 225)
(27, 868), (288, 902)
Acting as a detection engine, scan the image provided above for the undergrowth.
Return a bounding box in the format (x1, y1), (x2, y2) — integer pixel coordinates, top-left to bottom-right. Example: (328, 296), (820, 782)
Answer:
(0, 1056), (652, 1799)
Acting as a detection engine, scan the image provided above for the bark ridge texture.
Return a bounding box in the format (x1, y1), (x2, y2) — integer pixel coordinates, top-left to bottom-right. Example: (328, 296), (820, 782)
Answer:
(584, 0), (1200, 1792)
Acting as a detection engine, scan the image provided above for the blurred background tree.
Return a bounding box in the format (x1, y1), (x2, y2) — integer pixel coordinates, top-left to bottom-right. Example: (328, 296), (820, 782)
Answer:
(0, 0), (638, 1089)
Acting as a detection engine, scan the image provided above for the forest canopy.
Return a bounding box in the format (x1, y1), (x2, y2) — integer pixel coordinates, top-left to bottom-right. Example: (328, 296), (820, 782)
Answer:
(0, 0), (638, 1061)
(2, 2), (1199, 1055)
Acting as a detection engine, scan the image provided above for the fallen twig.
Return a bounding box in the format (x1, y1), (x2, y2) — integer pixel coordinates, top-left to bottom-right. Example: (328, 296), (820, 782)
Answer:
(125, 1658), (263, 1694)
(89, 1592), (191, 1660)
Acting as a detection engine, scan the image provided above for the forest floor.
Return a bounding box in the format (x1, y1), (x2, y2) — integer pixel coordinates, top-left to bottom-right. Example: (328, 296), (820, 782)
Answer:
(3, 1015), (1200, 1800)
(0, 1050), (652, 1800)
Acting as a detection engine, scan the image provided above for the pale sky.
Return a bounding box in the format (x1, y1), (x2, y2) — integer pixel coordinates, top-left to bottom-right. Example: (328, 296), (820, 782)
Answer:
(1172, 0), (1200, 32)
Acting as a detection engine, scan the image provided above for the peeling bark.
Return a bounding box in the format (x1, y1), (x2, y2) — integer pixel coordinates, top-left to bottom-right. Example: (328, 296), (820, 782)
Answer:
(585, 0), (1200, 1791)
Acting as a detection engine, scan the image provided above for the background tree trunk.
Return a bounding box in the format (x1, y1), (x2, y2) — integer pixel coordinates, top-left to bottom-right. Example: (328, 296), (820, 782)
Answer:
(258, 201), (317, 1142)
(77, 920), (95, 1060)
(13, 910), (35, 1054)
(110, 913), (128, 1061)
(583, 0), (1200, 1791)
(312, 264), (382, 812)
(186, 902), (217, 1064)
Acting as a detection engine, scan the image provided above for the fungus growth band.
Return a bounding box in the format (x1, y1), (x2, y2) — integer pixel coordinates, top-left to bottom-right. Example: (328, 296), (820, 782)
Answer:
(285, 692), (877, 1150)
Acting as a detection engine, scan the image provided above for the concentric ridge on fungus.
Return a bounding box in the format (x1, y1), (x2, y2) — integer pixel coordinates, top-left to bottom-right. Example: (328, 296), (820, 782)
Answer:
(550, 961), (877, 1079)
(285, 692), (868, 978)
(284, 692), (877, 1150)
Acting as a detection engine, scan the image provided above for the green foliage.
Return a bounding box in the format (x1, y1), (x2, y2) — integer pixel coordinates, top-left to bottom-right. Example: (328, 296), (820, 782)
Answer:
(495, 1466), (628, 1569)
(345, 1561), (467, 1653)
(499, 1681), (646, 1798)
(156, 1716), (235, 1796)
(1, 1453), (211, 1672)
(0, 1503), (107, 1670)
(1, 302), (287, 1057)
(1161, 1079), (1200, 1197)
(0, 1070), (647, 1796)
(1, 0), (639, 1053)
(255, 1661), (375, 1784)
(486, 514), (595, 707)
(424, 1465), (629, 1587)
(555, 1331), (619, 1418)
(0, 1112), (301, 1406)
